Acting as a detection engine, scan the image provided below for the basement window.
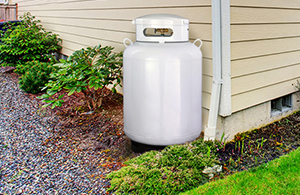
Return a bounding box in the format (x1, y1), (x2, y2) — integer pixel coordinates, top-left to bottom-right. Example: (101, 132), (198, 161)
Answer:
(271, 94), (292, 116)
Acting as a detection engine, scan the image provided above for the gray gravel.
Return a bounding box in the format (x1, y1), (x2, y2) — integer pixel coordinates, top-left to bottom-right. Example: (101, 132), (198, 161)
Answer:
(0, 73), (112, 194)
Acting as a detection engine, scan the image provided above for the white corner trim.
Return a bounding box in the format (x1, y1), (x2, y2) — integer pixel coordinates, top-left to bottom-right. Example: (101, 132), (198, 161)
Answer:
(219, 0), (232, 117)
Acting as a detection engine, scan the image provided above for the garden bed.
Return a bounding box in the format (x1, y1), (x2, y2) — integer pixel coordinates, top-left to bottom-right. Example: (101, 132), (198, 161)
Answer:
(218, 112), (300, 174)
(2, 69), (300, 194)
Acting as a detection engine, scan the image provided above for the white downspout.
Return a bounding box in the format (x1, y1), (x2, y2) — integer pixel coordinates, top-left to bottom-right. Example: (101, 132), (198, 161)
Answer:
(204, 0), (223, 141)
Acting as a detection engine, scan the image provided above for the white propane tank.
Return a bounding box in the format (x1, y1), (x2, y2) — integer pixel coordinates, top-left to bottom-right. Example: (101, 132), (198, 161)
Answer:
(123, 14), (203, 146)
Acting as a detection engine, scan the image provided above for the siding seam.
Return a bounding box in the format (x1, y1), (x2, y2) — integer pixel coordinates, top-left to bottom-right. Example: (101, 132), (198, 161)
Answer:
(19, 5), (211, 10)
(231, 5), (300, 11)
(232, 62), (300, 79)
(231, 22), (300, 25)
(50, 30), (124, 45)
(231, 49), (300, 61)
(232, 76), (300, 97)
(231, 35), (300, 43)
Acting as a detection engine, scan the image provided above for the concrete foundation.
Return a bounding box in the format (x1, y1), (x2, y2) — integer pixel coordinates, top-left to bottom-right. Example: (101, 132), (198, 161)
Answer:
(202, 92), (300, 142)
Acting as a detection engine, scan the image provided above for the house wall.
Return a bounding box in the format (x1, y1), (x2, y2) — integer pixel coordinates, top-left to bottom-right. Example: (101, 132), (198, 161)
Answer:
(230, 0), (300, 113)
(17, 0), (213, 132)
(214, 0), (300, 141)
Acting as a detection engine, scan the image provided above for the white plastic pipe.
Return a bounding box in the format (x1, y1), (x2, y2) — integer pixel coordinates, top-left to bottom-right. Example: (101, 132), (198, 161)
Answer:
(204, 0), (223, 141)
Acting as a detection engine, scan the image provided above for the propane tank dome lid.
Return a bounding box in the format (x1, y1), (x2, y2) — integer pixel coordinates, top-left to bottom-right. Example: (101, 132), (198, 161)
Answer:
(133, 14), (189, 26)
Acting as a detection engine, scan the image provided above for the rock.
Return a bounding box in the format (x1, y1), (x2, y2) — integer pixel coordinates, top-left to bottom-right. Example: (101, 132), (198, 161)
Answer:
(77, 138), (108, 151)
(77, 138), (97, 150)
(202, 164), (222, 179)
(94, 143), (108, 151)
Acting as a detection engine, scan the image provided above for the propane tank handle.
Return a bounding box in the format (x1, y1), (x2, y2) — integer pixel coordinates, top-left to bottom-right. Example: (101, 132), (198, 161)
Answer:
(193, 39), (203, 49)
(123, 38), (133, 48)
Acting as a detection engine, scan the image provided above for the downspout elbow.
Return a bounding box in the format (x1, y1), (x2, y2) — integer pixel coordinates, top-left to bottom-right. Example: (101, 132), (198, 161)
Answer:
(204, 80), (223, 141)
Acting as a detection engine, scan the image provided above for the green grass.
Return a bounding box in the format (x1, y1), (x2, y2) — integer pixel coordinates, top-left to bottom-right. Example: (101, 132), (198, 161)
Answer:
(181, 147), (300, 195)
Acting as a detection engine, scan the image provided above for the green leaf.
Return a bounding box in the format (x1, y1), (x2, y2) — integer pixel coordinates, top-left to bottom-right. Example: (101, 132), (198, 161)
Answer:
(76, 87), (82, 93)
(42, 103), (52, 108)
(47, 90), (57, 96)
(37, 93), (49, 99)
(51, 103), (56, 109)
(68, 88), (76, 96)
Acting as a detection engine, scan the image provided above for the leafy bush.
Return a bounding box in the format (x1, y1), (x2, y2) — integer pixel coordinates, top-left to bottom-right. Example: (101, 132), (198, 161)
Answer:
(39, 44), (123, 110)
(16, 60), (58, 94)
(0, 12), (61, 66)
(107, 139), (222, 195)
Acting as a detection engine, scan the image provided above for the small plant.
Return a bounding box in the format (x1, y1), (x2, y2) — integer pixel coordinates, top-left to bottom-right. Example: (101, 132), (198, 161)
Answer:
(241, 140), (245, 158)
(228, 157), (234, 166)
(249, 143), (252, 155)
(269, 133), (273, 139)
(255, 156), (258, 165)
(39, 44), (123, 110)
(256, 142), (260, 152)
(220, 133), (225, 143)
(0, 12), (61, 66)
(207, 145), (211, 158)
(17, 60), (58, 94)
(220, 133), (228, 152)
(260, 137), (267, 149)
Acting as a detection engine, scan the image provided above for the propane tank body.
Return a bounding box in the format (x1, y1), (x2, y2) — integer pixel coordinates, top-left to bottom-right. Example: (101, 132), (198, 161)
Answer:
(123, 14), (202, 146)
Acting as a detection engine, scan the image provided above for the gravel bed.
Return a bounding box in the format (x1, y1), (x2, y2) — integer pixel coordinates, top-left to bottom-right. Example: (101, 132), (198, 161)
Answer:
(0, 73), (113, 194)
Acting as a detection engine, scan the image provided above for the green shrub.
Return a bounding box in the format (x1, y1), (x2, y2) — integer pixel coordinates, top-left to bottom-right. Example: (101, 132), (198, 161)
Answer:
(107, 139), (222, 195)
(17, 60), (58, 94)
(0, 12), (61, 66)
(38, 44), (123, 110)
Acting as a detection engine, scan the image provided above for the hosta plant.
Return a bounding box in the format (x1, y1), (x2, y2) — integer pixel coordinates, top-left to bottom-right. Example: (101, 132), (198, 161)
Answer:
(0, 12), (61, 66)
(39, 44), (123, 110)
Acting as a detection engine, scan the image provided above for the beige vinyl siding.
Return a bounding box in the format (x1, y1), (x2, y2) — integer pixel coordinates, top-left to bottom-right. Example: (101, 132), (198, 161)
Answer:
(230, 1), (300, 113)
(17, 0), (213, 110)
